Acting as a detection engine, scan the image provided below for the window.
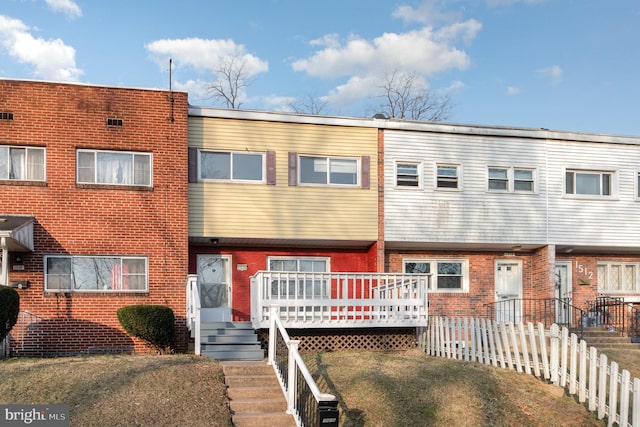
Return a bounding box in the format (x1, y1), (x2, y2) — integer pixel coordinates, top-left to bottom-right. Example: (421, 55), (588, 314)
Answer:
(299, 156), (358, 186)
(268, 257), (329, 298)
(77, 150), (152, 186)
(598, 262), (639, 292)
(436, 164), (459, 189)
(199, 150), (264, 182)
(637, 172), (640, 199)
(44, 255), (148, 292)
(488, 167), (535, 192)
(565, 170), (612, 196)
(403, 259), (469, 291)
(0, 146), (45, 181)
(396, 162), (421, 188)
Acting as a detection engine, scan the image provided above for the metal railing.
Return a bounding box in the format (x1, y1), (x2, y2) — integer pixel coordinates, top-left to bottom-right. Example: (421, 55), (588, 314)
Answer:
(588, 296), (627, 333)
(186, 274), (202, 355)
(483, 298), (585, 337)
(251, 272), (430, 329)
(268, 306), (339, 427)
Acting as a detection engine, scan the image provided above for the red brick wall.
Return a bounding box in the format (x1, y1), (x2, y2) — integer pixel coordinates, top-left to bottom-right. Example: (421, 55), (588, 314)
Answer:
(190, 245), (378, 321)
(387, 250), (539, 318)
(0, 80), (189, 356)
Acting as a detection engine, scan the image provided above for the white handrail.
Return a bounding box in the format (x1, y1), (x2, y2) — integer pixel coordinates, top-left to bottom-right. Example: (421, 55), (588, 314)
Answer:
(268, 305), (337, 425)
(186, 274), (201, 355)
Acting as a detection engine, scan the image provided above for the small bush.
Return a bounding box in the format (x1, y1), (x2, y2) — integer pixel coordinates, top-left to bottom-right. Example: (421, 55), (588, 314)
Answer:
(117, 305), (175, 350)
(0, 286), (20, 341)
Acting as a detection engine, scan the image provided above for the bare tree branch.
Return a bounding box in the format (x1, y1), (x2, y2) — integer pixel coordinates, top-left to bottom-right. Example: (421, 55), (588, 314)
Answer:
(207, 56), (252, 109)
(375, 70), (451, 121)
(289, 92), (328, 115)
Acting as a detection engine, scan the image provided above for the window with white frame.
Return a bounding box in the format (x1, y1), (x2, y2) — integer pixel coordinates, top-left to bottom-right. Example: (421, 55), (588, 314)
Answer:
(597, 262), (639, 293)
(403, 259), (469, 291)
(0, 145), (45, 181)
(44, 255), (148, 292)
(396, 162), (421, 188)
(436, 164), (459, 189)
(199, 150), (264, 182)
(77, 150), (152, 186)
(565, 169), (612, 197)
(637, 171), (640, 199)
(299, 156), (358, 186)
(268, 256), (329, 298)
(488, 167), (535, 192)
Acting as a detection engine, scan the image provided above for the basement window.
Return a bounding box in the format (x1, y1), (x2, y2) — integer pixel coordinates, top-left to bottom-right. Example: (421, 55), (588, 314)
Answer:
(106, 118), (124, 127)
(0, 112), (14, 120)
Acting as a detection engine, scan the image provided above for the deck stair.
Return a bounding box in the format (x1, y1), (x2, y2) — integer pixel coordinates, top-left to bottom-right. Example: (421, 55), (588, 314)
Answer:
(581, 326), (640, 352)
(200, 321), (264, 361)
(222, 361), (296, 427)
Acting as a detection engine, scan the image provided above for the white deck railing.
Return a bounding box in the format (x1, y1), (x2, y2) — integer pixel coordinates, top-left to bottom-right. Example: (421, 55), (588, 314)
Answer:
(186, 274), (201, 355)
(268, 306), (339, 427)
(426, 316), (640, 427)
(251, 272), (430, 329)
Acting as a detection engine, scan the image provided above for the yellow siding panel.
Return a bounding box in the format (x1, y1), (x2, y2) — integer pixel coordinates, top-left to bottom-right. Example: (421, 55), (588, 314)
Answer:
(188, 117), (378, 240)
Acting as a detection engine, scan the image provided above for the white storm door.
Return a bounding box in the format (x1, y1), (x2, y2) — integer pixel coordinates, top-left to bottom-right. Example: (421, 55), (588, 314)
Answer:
(555, 262), (572, 325)
(197, 255), (232, 322)
(495, 261), (522, 324)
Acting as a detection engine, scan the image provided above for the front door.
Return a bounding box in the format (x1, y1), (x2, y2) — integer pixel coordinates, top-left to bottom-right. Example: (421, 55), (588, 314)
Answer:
(555, 262), (572, 325)
(197, 254), (232, 322)
(495, 261), (522, 323)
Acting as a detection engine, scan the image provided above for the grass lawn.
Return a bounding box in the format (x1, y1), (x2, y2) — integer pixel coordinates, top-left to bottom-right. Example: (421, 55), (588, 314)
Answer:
(0, 349), (619, 426)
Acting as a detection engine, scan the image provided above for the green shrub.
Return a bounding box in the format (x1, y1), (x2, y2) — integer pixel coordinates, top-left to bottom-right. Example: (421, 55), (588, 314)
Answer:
(116, 305), (175, 350)
(0, 286), (20, 341)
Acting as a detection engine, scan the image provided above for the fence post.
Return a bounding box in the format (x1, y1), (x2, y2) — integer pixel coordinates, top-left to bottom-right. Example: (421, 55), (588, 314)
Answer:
(268, 305), (279, 365)
(286, 339), (300, 414)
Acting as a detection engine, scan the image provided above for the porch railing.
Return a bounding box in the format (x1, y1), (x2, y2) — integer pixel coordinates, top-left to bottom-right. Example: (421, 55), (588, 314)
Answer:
(251, 272), (430, 329)
(268, 306), (339, 427)
(483, 298), (585, 337)
(588, 296), (627, 333)
(186, 274), (201, 355)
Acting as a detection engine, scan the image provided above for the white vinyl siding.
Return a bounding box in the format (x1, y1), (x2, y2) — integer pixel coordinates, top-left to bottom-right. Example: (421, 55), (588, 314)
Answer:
(384, 130), (547, 244)
(189, 116), (378, 241)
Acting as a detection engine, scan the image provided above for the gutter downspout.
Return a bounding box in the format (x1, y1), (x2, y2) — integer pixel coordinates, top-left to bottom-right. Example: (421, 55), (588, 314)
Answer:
(1, 237), (7, 287)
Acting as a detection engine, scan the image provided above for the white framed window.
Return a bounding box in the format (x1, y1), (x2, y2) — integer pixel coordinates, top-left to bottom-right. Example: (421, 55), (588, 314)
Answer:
(488, 167), (535, 192)
(0, 145), (45, 181)
(598, 262), (639, 293)
(395, 161), (421, 188)
(403, 258), (469, 292)
(565, 169), (613, 197)
(436, 164), (460, 190)
(636, 171), (640, 200)
(199, 150), (265, 182)
(44, 255), (148, 292)
(299, 155), (358, 186)
(268, 256), (329, 298)
(77, 149), (152, 186)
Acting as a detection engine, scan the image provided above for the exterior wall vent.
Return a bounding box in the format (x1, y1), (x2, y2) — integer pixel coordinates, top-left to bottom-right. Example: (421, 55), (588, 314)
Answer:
(106, 118), (124, 127)
(0, 112), (14, 120)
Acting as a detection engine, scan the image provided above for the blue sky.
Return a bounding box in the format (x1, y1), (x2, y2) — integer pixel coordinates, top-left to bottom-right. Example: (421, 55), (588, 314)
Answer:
(1, 0), (639, 136)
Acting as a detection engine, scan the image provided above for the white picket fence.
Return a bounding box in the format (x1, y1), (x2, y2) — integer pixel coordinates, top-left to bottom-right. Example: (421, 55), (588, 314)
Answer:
(424, 317), (640, 427)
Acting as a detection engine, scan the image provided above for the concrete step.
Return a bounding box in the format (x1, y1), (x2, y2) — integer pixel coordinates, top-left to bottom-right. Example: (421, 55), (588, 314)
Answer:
(201, 334), (259, 344)
(223, 361), (296, 427)
(202, 349), (265, 361)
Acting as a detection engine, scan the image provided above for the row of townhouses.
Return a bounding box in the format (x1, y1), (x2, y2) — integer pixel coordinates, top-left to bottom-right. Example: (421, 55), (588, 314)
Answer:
(2, 78), (640, 356)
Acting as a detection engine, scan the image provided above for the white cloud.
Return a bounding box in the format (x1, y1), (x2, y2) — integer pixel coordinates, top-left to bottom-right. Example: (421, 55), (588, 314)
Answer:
(45, 0), (82, 19)
(146, 37), (268, 76)
(507, 85), (521, 95)
(393, 0), (462, 25)
(536, 64), (563, 85)
(262, 95), (296, 112)
(291, 19), (480, 109)
(0, 15), (82, 81)
(486, 0), (546, 6)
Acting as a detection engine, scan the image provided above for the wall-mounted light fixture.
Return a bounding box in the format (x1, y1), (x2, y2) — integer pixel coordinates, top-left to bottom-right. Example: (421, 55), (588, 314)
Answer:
(209, 238), (219, 245)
